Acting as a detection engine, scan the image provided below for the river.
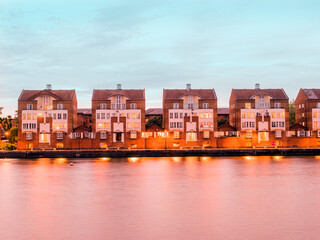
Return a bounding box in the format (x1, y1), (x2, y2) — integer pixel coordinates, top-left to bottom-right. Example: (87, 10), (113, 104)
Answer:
(1, 156), (320, 240)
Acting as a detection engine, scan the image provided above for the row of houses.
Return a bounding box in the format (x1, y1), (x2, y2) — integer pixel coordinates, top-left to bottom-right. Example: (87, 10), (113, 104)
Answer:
(17, 84), (320, 150)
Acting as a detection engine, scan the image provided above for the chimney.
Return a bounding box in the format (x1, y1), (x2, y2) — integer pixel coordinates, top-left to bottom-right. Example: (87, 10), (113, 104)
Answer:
(186, 83), (191, 91)
(255, 83), (260, 90)
(46, 84), (52, 91)
(117, 84), (122, 91)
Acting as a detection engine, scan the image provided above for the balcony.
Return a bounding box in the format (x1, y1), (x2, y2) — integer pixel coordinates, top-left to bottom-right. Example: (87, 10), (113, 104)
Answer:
(111, 104), (126, 110)
(183, 103), (198, 110)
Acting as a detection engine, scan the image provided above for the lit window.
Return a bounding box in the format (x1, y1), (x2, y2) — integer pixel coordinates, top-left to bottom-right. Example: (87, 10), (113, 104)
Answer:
(173, 131), (180, 139)
(203, 131), (210, 139)
(186, 132), (197, 141)
(26, 132), (33, 140)
(130, 131), (137, 139)
(39, 134), (50, 143)
(245, 131), (252, 139)
(245, 103), (251, 109)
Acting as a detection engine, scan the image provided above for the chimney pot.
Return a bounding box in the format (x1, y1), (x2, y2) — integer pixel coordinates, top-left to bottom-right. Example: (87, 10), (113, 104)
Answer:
(186, 83), (191, 91)
(117, 84), (122, 91)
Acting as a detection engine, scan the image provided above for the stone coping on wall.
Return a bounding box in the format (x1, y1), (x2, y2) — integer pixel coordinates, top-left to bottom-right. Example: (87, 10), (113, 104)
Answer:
(1, 148), (320, 158)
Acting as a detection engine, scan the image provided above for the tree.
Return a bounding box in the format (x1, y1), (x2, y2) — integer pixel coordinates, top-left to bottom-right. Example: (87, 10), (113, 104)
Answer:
(289, 99), (295, 125)
(8, 127), (18, 144)
(218, 118), (228, 127)
(146, 116), (163, 128)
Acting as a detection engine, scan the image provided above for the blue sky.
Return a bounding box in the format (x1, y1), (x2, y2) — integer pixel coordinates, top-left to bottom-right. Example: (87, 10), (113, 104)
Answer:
(1, 0), (320, 116)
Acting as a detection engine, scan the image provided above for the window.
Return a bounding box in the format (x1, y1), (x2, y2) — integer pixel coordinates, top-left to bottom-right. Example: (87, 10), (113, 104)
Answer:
(26, 132), (33, 140)
(173, 131), (180, 139)
(274, 102), (281, 108)
(32, 114), (37, 120)
(186, 132), (197, 142)
(63, 113), (67, 120)
(57, 132), (63, 140)
(27, 114), (31, 120)
(173, 103), (179, 109)
(57, 104), (63, 110)
(317, 102), (320, 108)
(100, 132), (107, 140)
(53, 113), (56, 119)
(27, 104), (33, 110)
(107, 113), (110, 119)
(245, 131), (252, 139)
(203, 131), (210, 139)
(23, 124), (28, 129)
(180, 113), (183, 118)
(170, 113), (173, 119)
(275, 130), (282, 138)
(203, 103), (209, 109)
(130, 103), (137, 109)
(245, 103), (251, 109)
(58, 113), (62, 119)
(299, 104), (301, 109)
(101, 113), (105, 119)
(302, 104), (304, 108)
(100, 103), (106, 109)
(130, 131), (137, 139)
(97, 113), (100, 119)
(174, 113), (178, 118)
(177, 122), (183, 128)
(39, 134), (50, 143)
(116, 95), (122, 109)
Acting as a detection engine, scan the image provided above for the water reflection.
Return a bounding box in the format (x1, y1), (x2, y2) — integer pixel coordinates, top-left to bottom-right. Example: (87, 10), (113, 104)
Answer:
(1, 156), (320, 239)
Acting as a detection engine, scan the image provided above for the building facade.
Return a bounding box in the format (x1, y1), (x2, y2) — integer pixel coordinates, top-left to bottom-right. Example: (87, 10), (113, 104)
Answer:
(295, 89), (320, 137)
(17, 85), (78, 150)
(92, 84), (145, 149)
(229, 84), (289, 147)
(163, 84), (218, 148)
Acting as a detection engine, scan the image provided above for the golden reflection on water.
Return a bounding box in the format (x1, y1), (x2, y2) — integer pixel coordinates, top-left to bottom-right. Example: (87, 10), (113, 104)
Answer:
(128, 157), (140, 163)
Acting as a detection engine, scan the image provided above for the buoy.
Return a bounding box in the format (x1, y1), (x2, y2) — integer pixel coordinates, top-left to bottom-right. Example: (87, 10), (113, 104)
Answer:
(70, 163), (74, 166)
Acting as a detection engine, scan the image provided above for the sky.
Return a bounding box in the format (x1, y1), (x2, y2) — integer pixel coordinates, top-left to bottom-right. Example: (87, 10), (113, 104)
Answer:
(0, 0), (320, 116)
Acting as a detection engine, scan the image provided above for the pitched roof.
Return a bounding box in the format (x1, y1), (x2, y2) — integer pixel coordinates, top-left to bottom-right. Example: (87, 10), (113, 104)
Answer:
(302, 89), (320, 100)
(92, 89), (145, 101)
(18, 89), (75, 101)
(163, 89), (217, 100)
(289, 123), (306, 131)
(146, 108), (163, 115)
(77, 108), (92, 115)
(218, 108), (229, 115)
(233, 89), (288, 100)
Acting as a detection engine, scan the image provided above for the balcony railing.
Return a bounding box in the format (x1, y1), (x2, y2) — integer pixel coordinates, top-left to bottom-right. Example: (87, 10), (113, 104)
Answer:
(183, 103), (198, 110)
(111, 104), (126, 110)
(256, 103), (270, 109)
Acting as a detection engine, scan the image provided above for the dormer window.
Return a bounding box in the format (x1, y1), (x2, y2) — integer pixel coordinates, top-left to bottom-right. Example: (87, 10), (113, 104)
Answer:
(173, 103), (179, 109)
(57, 104), (63, 110)
(274, 102), (281, 108)
(317, 102), (320, 108)
(130, 103), (137, 109)
(203, 103), (209, 109)
(100, 103), (106, 109)
(245, 103), (251, 109)
(27, 104), (33, 110)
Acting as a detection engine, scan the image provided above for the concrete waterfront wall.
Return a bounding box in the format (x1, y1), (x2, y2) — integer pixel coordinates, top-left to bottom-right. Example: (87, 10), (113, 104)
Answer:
(1, 148), (320, 159)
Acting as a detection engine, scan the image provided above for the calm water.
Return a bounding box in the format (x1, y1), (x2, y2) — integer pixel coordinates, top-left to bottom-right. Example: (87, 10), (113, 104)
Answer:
(1, 156), (320, 240)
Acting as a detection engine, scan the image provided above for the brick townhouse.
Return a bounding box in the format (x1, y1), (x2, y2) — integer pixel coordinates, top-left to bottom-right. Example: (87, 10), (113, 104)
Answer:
(17, 85), (77, 150)
(229, 84), (289, 147)
(295, 89), (320, 137)
(163, 84), (218, 148)
(92, 84), (145, 149)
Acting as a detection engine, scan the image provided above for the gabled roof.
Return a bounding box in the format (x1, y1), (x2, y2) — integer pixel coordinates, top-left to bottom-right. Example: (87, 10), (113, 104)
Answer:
(77, 108), (92, 115)
(18, 89), (75, 101)
(302, 89), (320, 100)
(289, 123), (306, 131)
(232, 88), (288, 100)
(163, 89), (217, 100)
(92, 89), (145, 101)
(218, 108), (229, 115)
(146, 108), (163, 115)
